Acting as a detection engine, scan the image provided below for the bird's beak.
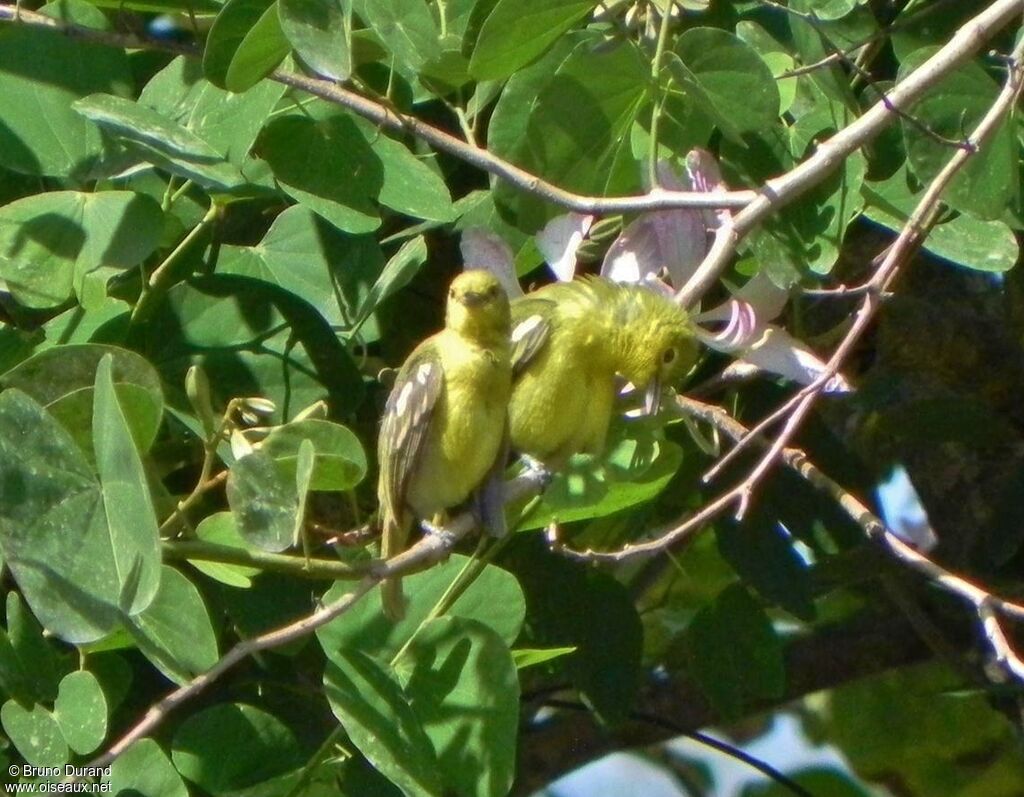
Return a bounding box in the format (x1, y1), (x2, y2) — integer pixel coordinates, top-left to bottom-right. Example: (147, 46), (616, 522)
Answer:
(461, 290), (487, 307)
(644, 377), (662, 416)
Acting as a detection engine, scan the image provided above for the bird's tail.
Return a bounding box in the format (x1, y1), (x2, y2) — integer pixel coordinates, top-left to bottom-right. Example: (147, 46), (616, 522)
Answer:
(379, 514), (408, 620)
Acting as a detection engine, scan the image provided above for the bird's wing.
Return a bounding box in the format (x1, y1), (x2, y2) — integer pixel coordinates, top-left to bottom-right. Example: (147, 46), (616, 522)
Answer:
(510, 299), (554, 377)
(378, 344), (445, 521)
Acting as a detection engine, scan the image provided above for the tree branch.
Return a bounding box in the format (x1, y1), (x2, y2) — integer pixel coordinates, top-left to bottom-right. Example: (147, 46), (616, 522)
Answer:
(88, 469), (548, 770)
(675, 0), (1024, 306)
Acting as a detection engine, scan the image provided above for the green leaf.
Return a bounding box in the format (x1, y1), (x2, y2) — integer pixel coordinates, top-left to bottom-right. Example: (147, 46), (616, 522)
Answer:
(190, 512), (262, 588)
(227, 450), (298, 553)
(506, 540), (641, 724)
(0, 391), (113, 642)
(716, 507), (816, 622)
(0, 190), (162, 309)
(138, 275), (364, 421)
(92, 355), (162, 616)
(279, 0), (353, 81)
(863, 166), (1018, 272)
(172, 703), (303, 793)
(262, 419), (368, 491)
(511, 646), (576, 669)
(87, 0), (220, 11)
(124, 566), (220, 685)
(489, 36), (647, 230)
(469, 0), (598, 80)
(140, 56), (287, 167)
(520, 438), (683, 529)
(353, 118), (456, 222)
(352, 235), (428, 329)
(401, 617), (519, 797)
(670, 28), (780, 141)
(687, 584), (785, 720)
(204, 0), (292, 92)
(6, 593), (62, 705)
(356, 0), (441, 71)
(217, 206), (385, 332)
(0, 343), (165, 455)
(0, 0), (131, 179)
(324, 652), (443, 797)
(53, 671), (107, 756)
(73, 94), (245, 191)
(0, 355), (162, 644)
(106, 738), (189, 797)
(260, 114), (381, 233)
(317, 555), (525, 662)
(899, 48), (1017, 220)
(1, 701), (68, 769)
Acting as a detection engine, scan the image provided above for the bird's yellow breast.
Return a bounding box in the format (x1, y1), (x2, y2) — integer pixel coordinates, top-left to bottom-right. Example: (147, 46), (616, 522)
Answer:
(406, 328), (512, 517)
(508, 326), (616, 467)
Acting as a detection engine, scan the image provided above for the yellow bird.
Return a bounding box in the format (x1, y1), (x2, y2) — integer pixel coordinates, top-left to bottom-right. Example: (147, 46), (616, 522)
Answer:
(377, 270), (512, 619)
(509, 277), (699, 468)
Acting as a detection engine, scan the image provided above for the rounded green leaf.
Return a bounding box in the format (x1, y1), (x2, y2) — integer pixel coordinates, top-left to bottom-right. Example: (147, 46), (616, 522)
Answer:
(358, 0), (440, 71)
(260, 114), (382, 233)
(139, 275), (365, 421)
(6, 593), (62, 705)
(125, 566), (220, 685)
(171, 703), (303, 793)
(53, 671), (107, 755)
(687, 584), (785, 720)
(0, 385), (159, 644)
(190, 512), (261, 588)
(0, 0), (131, 178)
(1, 701), (68, 769)
(216, 205), (385, 330)
(106, 738), (188, 797)
(204, 0), (291, 92)
(140, 56), (288, 168)
(74, 94), (245, 191)
(671, 27), (780, 139)
(279, 0), (353, 81)
(317, 555), (525, 663)
(402, 617), (520, 797)
(227, 450), (297, 552)
(488, 36), (647, 230)
(470, 0), (597, 80)
(520, 439), (684, 530)
(0, 190), (162, 309)
(324, 652), (442, 797)
(0, 343), (164, 454)
(262, 419), (367, 490)
(899, 48), (1015, 221)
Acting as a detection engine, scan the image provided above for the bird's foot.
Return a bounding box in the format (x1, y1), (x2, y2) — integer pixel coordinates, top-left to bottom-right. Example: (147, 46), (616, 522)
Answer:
(520, 455), (553, 488)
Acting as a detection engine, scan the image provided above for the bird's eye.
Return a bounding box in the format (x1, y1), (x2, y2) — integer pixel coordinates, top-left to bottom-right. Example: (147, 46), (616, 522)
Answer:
(449, 287), (456, 299)
(662, 348), (677, 364)
(488, 284), (499, 297)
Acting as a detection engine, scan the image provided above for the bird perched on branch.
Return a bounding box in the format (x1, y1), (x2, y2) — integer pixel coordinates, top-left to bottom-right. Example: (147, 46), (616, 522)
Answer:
(509, 277), (699, 468)
(377, 270), (513, 619)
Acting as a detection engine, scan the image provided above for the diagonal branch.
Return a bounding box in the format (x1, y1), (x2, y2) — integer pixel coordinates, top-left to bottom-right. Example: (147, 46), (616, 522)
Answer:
(86, 469), (548, 771)
(675, 0), (1024, 306)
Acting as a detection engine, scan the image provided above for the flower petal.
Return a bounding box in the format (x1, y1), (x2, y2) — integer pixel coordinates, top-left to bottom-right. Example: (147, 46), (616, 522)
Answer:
(601, 209), (707, 287)
(717, 325), (852, 392)
(536, 212), (593, 282)
(460, 227), (523, 298)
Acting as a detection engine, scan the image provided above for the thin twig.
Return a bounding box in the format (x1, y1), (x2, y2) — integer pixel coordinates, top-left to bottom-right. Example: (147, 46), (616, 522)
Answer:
(676, 0), (1024, 307)
(543, 699), (814, 797)
(725, 25), (1024, 518)
(87, 469), (548, 770)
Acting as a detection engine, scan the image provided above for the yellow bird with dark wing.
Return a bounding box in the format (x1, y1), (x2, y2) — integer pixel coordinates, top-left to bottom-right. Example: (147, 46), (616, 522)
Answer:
(377, 270), (512, 619)
(509, 276), (699, 469)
